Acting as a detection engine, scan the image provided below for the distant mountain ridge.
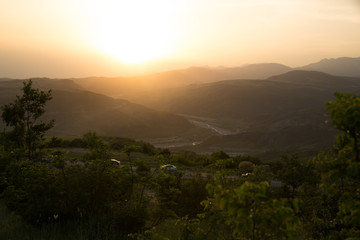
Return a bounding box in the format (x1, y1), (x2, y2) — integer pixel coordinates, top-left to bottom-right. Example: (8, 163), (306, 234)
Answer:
(298, 57), (360, 77)
(1, 57), (360, 156)
(3, 57), (357, 100)
(217, 63), (292, 79)
(71, 63), (293, 98)
(127, 70), (360, 155)
(69, 57), (360, 99)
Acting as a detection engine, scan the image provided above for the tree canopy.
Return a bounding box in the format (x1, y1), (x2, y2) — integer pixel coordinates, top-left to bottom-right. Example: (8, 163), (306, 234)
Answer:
(1, 80), (54, 160)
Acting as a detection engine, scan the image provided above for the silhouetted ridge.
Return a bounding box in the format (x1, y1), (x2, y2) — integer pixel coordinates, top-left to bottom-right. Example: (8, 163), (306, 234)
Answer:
(298, 57), (360, 77)
(267, 70), (337, 81)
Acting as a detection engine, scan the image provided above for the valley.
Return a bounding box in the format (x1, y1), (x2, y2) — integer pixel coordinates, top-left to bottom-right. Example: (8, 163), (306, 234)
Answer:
(1, 57), (360, 158)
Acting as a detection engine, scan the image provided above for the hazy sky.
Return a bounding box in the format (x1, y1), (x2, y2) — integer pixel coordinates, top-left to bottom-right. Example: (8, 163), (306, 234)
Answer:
(1, 0), (360, 78)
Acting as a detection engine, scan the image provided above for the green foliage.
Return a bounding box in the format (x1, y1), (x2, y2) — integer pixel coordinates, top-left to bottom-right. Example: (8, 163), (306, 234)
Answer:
(123, 145), (141, 157)
(104, 136), (156, 155)
(122, 145), (141, 189)
(151, 171), (183, 225)
(238, 160), (255, 173)
(0, 200), (27, 239)
(273, 154), (308, 198)
(234, 155), (263, 165)
(0, 199), (127, 240)
(204, 154), (262, 170)
(136, 160), (151, 175)
(204, 180), (300, 239)
(307, 92), (360, 239)
(215, 158), (237, 169)
(82, 131), (111, 160)
(177, 176), (209, 218)
(176, 216), (205, 240)
(0, 145), (14, 174)
(46, 136), (63, 148)
(1, 80), (54, 161)
(170, 151), (201, 167)
(2, 160), (63, 223)
(46, 136), (87, 149)
(110, 202), (149, 234)
(246, 165), (273, 183)
(158, 148), (171, 155)
(326, 92), (360, 136)
(310, 139), (360, 238)
(210, 151), (229, 160)
(326, 92), (360, 161)
(1, 152), (142, 234)
(4, 87), (360, 239)
(129, 227), (170, 240)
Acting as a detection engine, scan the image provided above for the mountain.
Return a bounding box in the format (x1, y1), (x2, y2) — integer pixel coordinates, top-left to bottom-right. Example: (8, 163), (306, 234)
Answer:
(71, 57), (359, 101)
(0, 78), (85, 105)
(298, 57), (360, 77)
(46, 90), (201, 138)
(0, 79), (209, 139)
(2, 58), (360, 156)
(72, 63), (292, 98)
(71, 57), (359, 102)
(131, 70), (360, 118)
(128, 70), (360, 155)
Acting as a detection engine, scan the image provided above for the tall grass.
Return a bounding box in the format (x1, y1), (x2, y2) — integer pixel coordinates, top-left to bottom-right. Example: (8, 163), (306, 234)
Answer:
(0, 201), (128, 240)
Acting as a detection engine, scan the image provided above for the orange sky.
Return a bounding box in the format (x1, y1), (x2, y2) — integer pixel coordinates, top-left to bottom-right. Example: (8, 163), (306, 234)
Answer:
(1, 0), (360, 78)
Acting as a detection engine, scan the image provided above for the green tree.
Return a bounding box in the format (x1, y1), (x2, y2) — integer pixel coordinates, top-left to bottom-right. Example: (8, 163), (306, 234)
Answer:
(274, 154), (307, 198)
(326, 92), (360, 162)
(1, 80), (54, 161)
(151, 171), (183, 226)
(310, 92), (360, 239)
(203, 180), (300, 240)
(123, 145), (141, 190)
(177, 175), (209, 218)
(82, 131), (111, 160)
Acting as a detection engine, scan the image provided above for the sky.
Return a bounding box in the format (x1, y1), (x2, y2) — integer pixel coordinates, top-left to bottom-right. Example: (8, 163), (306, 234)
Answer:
(1, 0), (360, 78)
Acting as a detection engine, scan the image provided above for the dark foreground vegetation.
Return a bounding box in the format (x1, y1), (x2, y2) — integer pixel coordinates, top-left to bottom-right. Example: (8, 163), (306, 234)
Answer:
(0, 80), (360, 239)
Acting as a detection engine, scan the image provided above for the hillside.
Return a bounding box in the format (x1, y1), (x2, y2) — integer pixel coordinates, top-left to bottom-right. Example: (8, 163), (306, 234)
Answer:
(298, 57), (360, 77)
(0, 79), (209, 139)
(127, 71), (360, 154)
(131, 71), (360, 118)
(2, 60), (360, 156)
(71, 57), (360, 100)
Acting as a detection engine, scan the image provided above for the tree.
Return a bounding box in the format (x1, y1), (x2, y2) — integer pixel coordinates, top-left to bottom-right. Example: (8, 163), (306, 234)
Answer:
(310, 92), (360, 239)
(203, 180), (300, 240)
(82, 131), (111, 160)
(274, 154), (307, 198)
(123, 145), (141, 189)
(1, 80), (54, 161)
(326, 92), (360, 162)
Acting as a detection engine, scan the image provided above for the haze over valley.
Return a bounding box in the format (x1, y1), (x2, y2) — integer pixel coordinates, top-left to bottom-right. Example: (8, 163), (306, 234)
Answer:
(1, 57), (360, 158)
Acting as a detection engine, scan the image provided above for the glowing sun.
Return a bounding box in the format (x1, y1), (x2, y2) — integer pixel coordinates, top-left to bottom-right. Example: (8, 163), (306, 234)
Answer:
(89, 0), (177, 64)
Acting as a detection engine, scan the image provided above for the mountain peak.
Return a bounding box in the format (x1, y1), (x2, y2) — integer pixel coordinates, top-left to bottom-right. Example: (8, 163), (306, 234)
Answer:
(299, 57), (360, 77)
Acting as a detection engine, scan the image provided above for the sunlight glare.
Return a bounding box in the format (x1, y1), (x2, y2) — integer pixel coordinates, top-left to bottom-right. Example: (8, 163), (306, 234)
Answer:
(89, 0), (177, 64)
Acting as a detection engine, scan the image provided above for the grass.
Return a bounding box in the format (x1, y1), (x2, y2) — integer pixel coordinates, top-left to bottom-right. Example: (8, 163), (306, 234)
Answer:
(0, 199), (185, 240)
(0, 200), (28, 239)
(0, 201), (129, 240)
